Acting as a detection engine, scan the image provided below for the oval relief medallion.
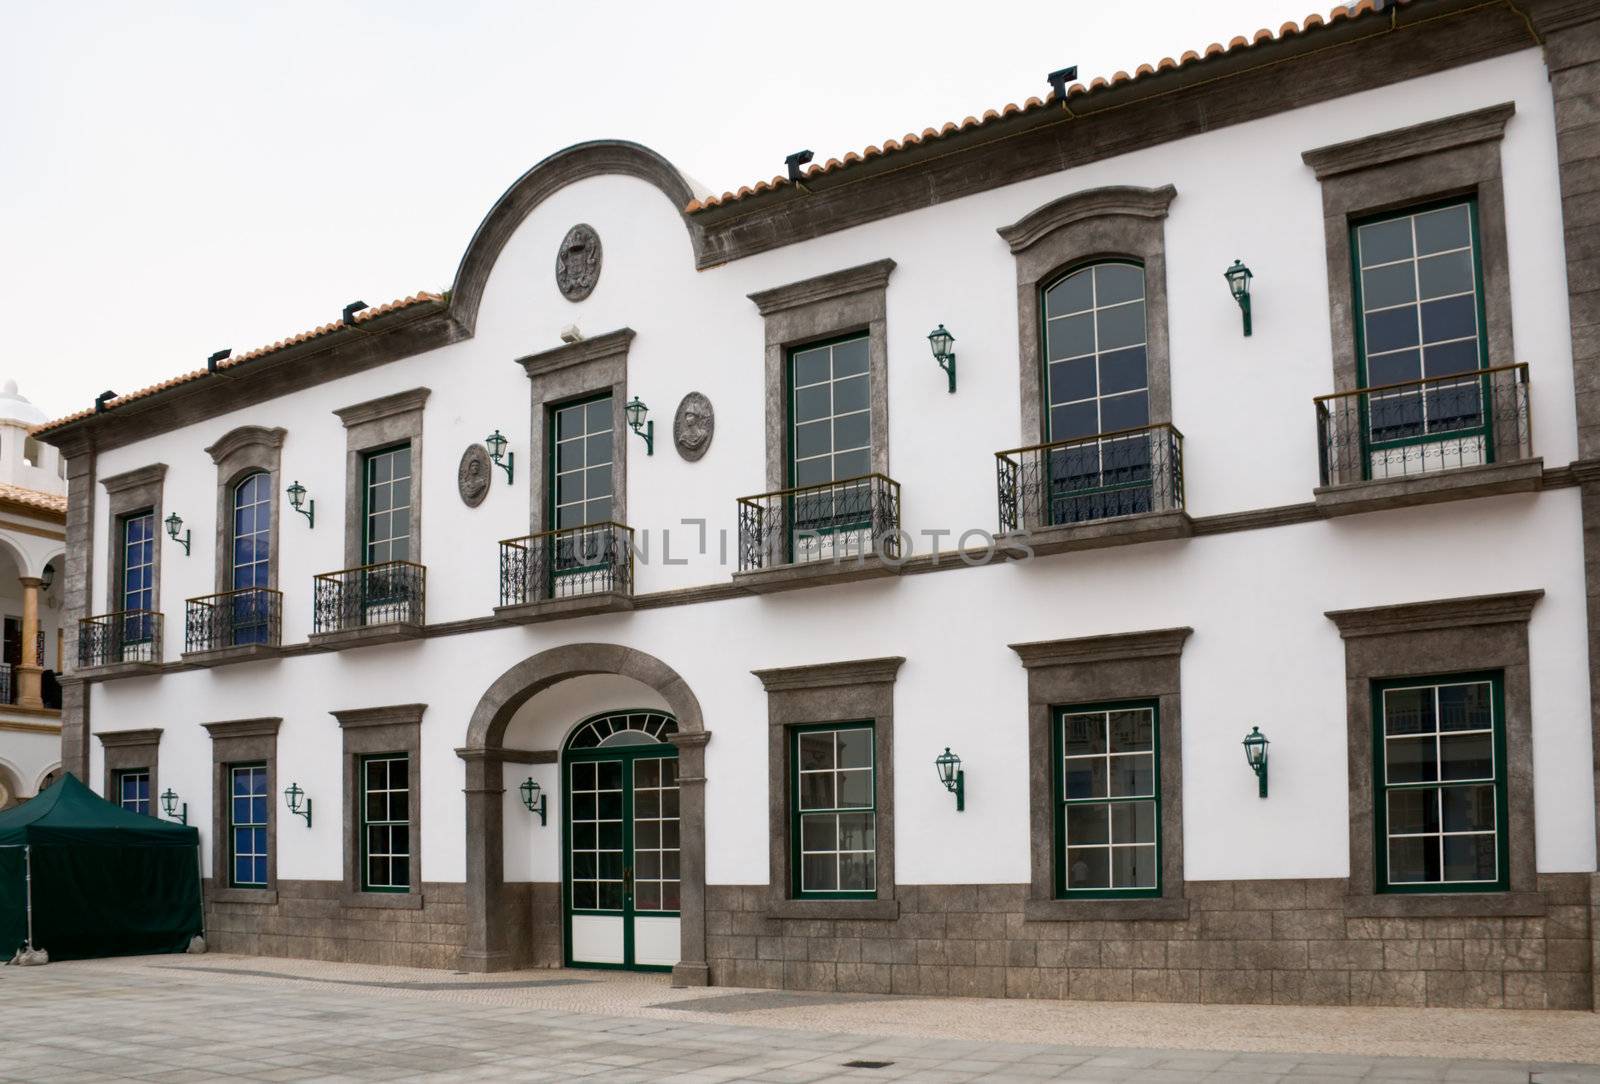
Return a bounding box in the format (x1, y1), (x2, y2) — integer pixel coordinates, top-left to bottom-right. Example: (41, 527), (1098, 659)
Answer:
(458, 443), (492, 508)
(674, 391), (714, 462)
(555, 223), (602, 301)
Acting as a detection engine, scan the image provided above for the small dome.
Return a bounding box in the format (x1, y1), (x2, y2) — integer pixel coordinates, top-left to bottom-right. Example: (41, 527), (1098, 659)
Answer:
(0, 380), (49, 427)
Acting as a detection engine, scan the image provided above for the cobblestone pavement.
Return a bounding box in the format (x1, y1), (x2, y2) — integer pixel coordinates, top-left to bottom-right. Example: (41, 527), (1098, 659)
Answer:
(1, 955), (1597, 1082)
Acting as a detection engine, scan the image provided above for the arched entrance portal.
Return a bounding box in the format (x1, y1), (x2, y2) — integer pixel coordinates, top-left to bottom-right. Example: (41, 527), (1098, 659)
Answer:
(459, 644), (709, 985)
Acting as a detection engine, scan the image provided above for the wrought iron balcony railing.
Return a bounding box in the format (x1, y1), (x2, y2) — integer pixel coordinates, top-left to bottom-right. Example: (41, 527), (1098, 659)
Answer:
(312, 560), (426, 635)
(185, 588), (282, 654)
(996, 423), (1185, 534)
(737, 473), (902, 572)
(1315, 363), (1531, 487)
(78, 610), (163, 669)
(500, 522), (634, 608)
(0, 662), (14, 706)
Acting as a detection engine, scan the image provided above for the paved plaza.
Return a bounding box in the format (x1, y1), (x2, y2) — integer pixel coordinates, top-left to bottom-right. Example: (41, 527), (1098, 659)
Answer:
(1, 955), (1598, 1082)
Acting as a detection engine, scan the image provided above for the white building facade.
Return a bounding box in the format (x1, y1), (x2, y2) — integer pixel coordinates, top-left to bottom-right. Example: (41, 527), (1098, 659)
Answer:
(36, 0), (1600, 1010)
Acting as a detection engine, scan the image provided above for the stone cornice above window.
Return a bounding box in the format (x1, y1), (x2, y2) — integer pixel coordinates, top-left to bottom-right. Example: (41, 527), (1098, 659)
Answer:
(1301, 102), (1515, 180)
(1009, 627), (1192, 669)
(747, 259), (896, 317)
(202, 717), (283, 741)
(516, 328), (634, 378)
(1325, 590), (1543, 639)
(333, 387), (431, 429)
(996, 185), (1177, 255)
(752, 655), (905, 693)
(100, 463), (167, 496)
(96, 727), (163, 748)
(204, 426), (285, 465)
(331, 703), (428, 729)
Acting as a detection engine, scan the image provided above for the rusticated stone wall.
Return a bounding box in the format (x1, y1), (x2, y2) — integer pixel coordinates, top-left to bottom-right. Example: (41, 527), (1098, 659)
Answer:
(705, 876), (1595, 1010)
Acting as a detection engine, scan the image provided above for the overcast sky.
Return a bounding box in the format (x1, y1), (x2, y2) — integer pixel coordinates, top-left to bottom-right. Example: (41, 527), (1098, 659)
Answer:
(2, 0), (1315, 419)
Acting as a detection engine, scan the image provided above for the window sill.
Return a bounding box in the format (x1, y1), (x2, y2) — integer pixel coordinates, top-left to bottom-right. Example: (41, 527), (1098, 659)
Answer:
(1007, 509), (1193, 558)
(1313, 457), (1543, 517)
(343, 890), (425, 910)
(767, 898), (899, 921)
(733, 555), (902, 595)
(207, 887), (278, 906)
(494, 591), (633, 625)
(1024, 896), (1189, 922)
(1343, 891), (1545, 918)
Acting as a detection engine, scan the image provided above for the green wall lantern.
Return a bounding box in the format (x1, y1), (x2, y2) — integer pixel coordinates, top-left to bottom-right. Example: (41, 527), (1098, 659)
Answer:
(927, 324), (957, 394)
(1242, 726), (1269, 798)
(934, 747), (965, 812)
(519, 777), (547, 827)
(164, 511), (191, 556)
(284, 782), (313, 828)
(485, 429), (515, 484)
(1224, 259), (1253, 337)
(286, 480), (315, 529)
(159, 787), (187, 825)
(625, 397), (654, 456)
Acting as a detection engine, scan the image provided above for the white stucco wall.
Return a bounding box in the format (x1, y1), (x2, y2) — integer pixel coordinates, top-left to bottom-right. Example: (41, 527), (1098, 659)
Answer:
(82, 46), (1595, 888)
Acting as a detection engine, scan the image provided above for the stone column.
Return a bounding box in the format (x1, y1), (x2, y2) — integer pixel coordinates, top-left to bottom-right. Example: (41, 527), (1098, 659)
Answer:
(456, 747), (511, 973)
(669, 729), (711, 987)
(15, 576), (42, 710)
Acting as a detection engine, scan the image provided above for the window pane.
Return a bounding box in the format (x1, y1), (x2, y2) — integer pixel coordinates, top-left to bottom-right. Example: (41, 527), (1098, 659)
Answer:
(1110, 800), (1157, 845)
(1065, 803), (1109, 846)
(798, 772), (834, 810)
(1387, 788), (1439, 835)
(1365, 307), (1420, 355)
(1094, 263), (1144, 306)
(839, 852), (874, 892)
(832, 375), (868, 414)
(837, 812), (874, 851)
(1098, 391), (1149, 433)
(1045, 269), (1093, 317)
(1359, 218), (1414, 267)
(1362, 262), (1416, 310)
(794, 385), (830, 423)
(1413, 204), (1470, 256)
(1388, 836), (1438, 883)
(1420, 295), (1476, 345)
(1047, 313), (1095, 361)
(1111, 845), (1157, 889)
(1098, 347), (1147, 397)
(1386, 736), (1437, 784)
(1109, 754), (1154, 798)
(1439, 733), (1493, 781)
(1063, 715), (1106, 756)
(1442, 834), (1496, 882)
(1437, 683), (1492, 731)
(798, 732), (834, 770)
(835, 729), (871, 769)
(1049, 358), (1096, 404)
(1417, 250), (1473, 300)
(1384, 688), (1436, 735)
(1107, 710), (1153, 753)
(832, 337), (868, 377)
(1441, 785), (1495, 832)
(792, 348), (829, 386)
(802, 854), (837, 892)
(1064, 758), (1107, 800)
(1096, 301), (1145, 351)
(1066, 847), (1109, 890)
(801, 814), (836, 852)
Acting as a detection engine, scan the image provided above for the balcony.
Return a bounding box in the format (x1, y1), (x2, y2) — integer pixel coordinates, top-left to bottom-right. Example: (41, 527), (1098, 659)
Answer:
(735, 473), (902, 592)
(1314, 363), (1540, 515)
(183, 588), (283, 665)
(497, 522), (635, 622)
(78, 610), (163, 677)
(309, 560), (426, 649)
(995, 423), (1191, 556)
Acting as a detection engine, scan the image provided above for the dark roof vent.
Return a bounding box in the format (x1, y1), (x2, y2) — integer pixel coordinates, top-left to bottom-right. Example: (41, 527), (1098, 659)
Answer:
(785, 150), (814, 183)
(1047, 66), (1078, 101)
(94, 390), (116, 414)
(342, 301), (368, 327)
(207, 349), (231, 373)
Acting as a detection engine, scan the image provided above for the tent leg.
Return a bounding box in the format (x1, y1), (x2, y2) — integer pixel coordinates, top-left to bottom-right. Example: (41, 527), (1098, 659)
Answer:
(11, 844), (47, 965)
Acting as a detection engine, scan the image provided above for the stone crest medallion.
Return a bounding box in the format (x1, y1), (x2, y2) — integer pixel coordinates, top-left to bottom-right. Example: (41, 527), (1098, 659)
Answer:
(555, 223), (602, 301)
(673, 392), (714, 462)
(458, 443), (491, 507)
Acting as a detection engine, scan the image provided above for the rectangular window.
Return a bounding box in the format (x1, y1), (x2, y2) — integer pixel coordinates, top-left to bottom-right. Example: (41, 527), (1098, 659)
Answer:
(361, 754), (411, 892)
(548, 395), (615, 578)
(788, 335), (871, 489)
(1353, 200), (1489, 450)
(791, 723), (875, 899)
(1374, 673), (1507, 893)
(229, 764), (268, 888)
(116, 769), (150, 816)
(362, 446), (412, 565)
(1054, 701), (1160, 897)
(119, 510), (155, 613)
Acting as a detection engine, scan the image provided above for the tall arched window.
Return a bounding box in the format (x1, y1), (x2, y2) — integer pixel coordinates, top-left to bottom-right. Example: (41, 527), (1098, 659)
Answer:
(1042, 261), (1149, 441)
(231, 472), (272, 645)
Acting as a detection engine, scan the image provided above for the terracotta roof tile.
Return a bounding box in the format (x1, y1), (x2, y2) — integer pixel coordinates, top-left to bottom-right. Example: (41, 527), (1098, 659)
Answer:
(33, 292), (444, 438)
(682, 3), (1405, 214)
(0, 482), (66, 518)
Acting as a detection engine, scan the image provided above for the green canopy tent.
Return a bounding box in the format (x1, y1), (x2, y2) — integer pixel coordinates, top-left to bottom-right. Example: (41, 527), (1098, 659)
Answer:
(0, 774), (202, 962)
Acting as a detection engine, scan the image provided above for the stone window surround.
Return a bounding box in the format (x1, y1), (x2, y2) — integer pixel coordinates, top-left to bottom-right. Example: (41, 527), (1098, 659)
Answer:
(515, 329), (634, 537)
(100, 463), (167, 617)
(748, 259), (895, 493)
(1302, 102), (1517, 396)
(1009, 627), (1191, 922)
(203, 716), (282, 905)
(1326, 590), (1545, 918)
(332, 703), (425, 910)
(333, 388), (429, 570)
(97, 727), (162, 814)
(997, 185), (1178, 446)
(753, 656), (903, 921)
(204, 426), (286, 595)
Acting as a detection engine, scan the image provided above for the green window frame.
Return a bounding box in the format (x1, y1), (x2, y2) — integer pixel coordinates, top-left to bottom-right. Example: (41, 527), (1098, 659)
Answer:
(1373, 672), (1508, 894)
(228, 763), (268, 888)
(789, 722), (876, 900)
(546, 393), (615, 579)
(360, 753), (411, 892)
(1350, 198), (1492, 456)
(1052, 700), (1161, 899)
(787, 334), (872, 490)
(1041, 261), (1150, 443)
(361, 444), (412, 565)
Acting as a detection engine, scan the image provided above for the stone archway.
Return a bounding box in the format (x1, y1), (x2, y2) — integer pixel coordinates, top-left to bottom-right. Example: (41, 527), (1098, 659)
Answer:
(457, 644), (709, 986)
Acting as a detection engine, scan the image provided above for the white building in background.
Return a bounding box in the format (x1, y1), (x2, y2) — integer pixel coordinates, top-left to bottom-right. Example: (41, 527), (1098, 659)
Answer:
(0, 380), (71, 807)
(32, 0), (1600, 1010)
